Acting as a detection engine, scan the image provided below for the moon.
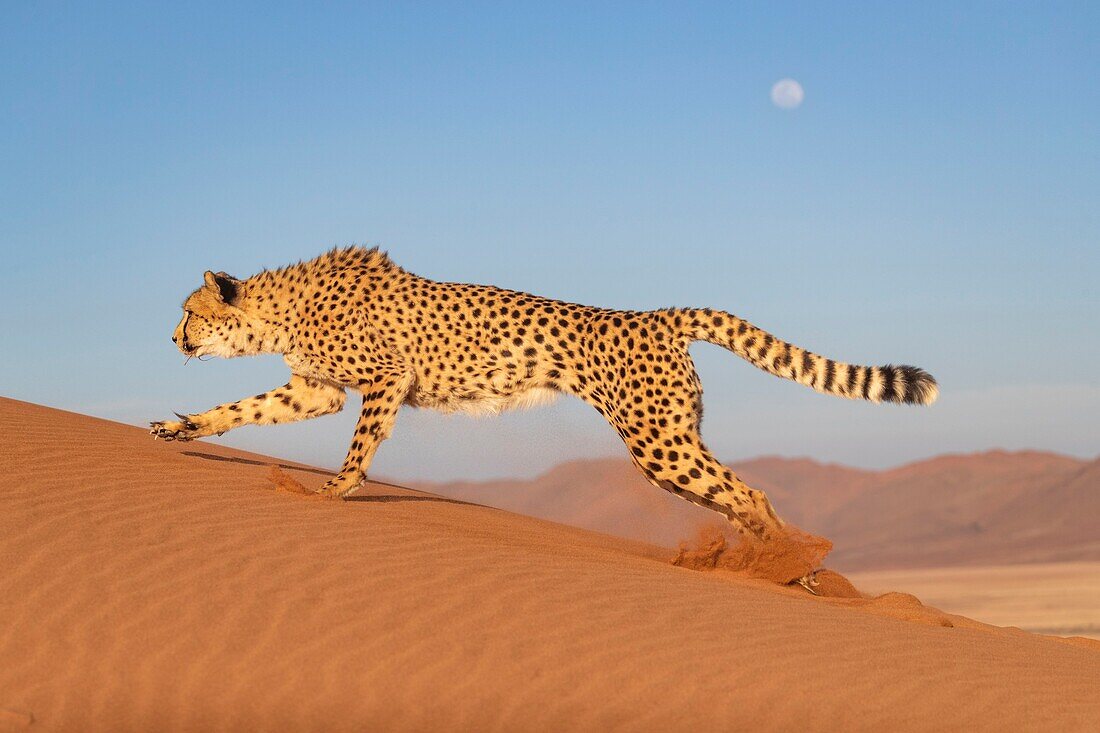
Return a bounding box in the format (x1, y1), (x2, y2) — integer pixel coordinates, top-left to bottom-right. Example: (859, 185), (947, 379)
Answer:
(770, 79), (804, 110)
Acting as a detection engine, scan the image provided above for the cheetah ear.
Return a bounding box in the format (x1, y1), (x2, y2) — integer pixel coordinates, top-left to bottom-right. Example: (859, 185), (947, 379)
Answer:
(203, 270), (239, 305)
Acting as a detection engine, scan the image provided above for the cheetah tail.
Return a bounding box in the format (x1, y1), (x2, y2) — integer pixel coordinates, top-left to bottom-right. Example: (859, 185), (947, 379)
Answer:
(671, 308), (938, 405)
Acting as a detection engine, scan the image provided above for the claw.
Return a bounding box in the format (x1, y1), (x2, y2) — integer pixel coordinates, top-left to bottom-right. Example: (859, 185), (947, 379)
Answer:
(173, 411), (199, 430)
(794, 570), (821, 595)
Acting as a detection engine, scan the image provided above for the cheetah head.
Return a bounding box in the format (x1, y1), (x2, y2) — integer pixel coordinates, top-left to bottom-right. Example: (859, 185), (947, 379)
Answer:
(173, 271), (270, 358)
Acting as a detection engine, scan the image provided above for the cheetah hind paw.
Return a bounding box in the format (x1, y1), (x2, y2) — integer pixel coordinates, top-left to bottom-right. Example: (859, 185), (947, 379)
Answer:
(793, 570), (822, 595)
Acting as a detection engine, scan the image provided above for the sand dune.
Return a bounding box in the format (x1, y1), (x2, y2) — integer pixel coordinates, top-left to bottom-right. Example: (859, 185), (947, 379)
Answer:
(850, 562), (1100, 640)
(415, 451), (1099, 570)
(2, 396), (1099, 732)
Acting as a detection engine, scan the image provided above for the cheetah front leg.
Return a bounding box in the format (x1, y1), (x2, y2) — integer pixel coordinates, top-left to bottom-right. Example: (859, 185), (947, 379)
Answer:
(150, 374), (347, 441)
(316, 370), (414, 499)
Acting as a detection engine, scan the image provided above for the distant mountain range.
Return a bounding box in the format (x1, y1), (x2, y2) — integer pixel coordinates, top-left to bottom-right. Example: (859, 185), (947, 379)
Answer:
(410, 450), (1100, 571)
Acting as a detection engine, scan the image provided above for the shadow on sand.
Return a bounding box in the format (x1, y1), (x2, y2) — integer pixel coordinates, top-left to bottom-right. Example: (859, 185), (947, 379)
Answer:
(344, 494), (481, 507)
(183, 450), (487, 508)
(181, 450), (335, 476)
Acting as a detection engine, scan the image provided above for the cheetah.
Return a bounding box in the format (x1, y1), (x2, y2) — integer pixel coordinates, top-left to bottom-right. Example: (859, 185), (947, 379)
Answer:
(151, 247), (937, 540)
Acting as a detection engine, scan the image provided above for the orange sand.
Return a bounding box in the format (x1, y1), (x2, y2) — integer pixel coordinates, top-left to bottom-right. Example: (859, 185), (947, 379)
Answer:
(671, 527), (1100, 650)
(2, 396), (1099, 731)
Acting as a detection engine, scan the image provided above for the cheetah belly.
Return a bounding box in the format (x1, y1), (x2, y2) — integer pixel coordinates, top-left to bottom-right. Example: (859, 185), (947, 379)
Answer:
(409, 384), (560, 417)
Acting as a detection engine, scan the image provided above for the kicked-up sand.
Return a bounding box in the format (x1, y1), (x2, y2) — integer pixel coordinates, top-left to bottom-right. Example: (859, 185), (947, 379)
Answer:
(1, 396), (1099, 732)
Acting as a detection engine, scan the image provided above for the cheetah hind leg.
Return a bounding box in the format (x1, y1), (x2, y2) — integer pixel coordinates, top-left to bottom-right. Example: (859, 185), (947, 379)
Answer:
(624, 440), (828, 587)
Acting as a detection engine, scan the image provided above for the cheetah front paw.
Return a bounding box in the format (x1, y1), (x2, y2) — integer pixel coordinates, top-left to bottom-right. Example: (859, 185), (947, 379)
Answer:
(149, 412), (201, 442)
(314, 474), (362, 500)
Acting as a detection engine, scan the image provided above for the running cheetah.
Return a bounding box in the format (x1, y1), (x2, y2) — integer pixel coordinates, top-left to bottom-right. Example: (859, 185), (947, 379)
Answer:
(151, 247), (937, 539)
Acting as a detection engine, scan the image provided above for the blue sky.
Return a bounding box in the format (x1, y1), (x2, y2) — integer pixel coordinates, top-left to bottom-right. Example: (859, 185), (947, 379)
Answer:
(2, 2), (1097, 480)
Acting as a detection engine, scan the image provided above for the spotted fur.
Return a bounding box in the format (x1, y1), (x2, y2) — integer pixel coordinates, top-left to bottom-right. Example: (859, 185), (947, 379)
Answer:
(151, 247), (937, 538)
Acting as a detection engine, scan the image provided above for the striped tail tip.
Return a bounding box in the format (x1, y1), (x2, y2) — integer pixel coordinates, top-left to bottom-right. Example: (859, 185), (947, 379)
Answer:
(878, 365), (938, 405)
